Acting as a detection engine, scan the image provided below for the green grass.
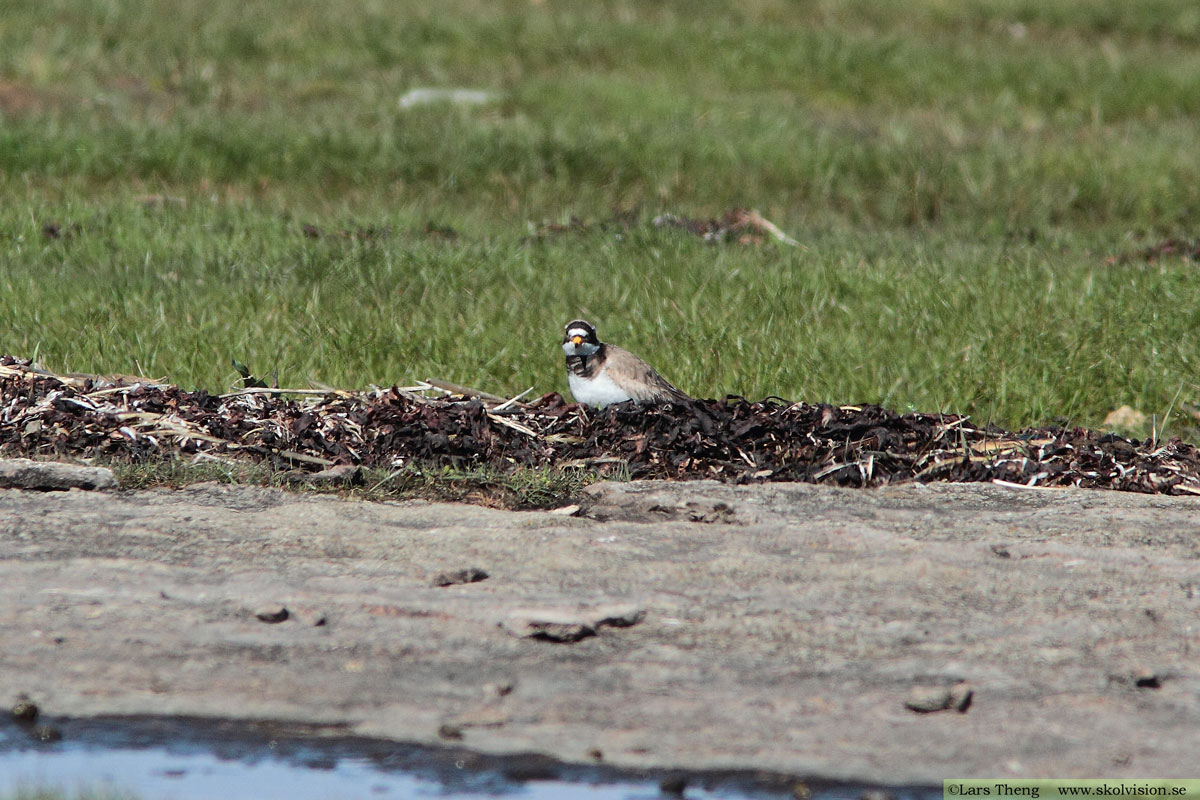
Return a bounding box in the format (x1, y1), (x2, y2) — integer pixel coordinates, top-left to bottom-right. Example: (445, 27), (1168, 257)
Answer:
(3, 0), (1200, 439)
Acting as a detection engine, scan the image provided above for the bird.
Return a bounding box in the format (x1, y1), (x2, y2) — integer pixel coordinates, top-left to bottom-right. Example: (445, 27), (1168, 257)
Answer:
(561, 319), (691, 407)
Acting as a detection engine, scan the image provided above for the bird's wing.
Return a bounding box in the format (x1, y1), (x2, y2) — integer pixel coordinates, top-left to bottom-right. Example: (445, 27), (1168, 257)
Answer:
(604, 345), (691, 404)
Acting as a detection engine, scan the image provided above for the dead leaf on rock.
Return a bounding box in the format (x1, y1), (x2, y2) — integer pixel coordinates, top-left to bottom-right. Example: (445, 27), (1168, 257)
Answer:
(904, 682), (972, 714)
(431, 567), (489, 587)
(253, 603), (289, 624)
(500, 603), (645, 642)
(904, 686), (953, 714)
(501, 609), (595, 642)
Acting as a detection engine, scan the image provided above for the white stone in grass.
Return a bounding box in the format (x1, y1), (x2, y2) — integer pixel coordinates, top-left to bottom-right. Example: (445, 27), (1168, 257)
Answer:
(1103, 405), (1147, 430)
(398, 88), (499, 110)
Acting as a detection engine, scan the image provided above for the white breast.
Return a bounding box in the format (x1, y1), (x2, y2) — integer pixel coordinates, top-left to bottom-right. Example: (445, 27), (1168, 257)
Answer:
(568, 370), (632, 407)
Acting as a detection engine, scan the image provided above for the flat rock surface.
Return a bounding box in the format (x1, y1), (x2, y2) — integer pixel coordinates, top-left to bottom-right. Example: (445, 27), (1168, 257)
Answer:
(2, 479), (1199, 783)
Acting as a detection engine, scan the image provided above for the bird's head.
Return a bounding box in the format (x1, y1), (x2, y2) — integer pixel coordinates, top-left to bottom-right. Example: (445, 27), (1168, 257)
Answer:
(562, 319), (600, 357)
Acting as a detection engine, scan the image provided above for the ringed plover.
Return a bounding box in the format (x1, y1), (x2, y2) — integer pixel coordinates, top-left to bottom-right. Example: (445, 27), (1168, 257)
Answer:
(561, 319), (691, 407)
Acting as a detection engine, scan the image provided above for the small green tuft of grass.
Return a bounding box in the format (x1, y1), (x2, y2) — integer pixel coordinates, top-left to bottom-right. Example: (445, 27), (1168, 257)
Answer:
(109, 457), (277, 490)
(352, 464), (601, 509)
(107, 456), (598, 510)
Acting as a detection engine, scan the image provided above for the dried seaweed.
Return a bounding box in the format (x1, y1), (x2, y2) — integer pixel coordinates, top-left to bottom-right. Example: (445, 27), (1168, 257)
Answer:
(3, 355), (1198, 495)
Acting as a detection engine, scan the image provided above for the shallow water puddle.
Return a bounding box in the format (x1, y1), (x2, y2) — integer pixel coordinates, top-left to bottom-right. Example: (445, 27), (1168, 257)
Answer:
(0, 716), (938, 800)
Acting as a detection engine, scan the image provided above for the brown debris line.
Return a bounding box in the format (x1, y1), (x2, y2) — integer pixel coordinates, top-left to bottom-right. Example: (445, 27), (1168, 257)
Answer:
(525, 214), (596, 240)
(290, 208), (797, 246)
(523, 207), (797, 245)
(653, 208), (800, 246)
(523, 207), (641, 242)
(299, 220), (465, 243)
(300, 223), (394, 242)
(1108, 237), (1200, 264)
(3, 355), (1199, 495)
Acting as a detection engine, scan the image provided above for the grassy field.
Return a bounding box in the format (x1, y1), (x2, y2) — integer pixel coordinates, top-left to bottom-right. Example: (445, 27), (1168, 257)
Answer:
(3, 0), (1200, 437)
